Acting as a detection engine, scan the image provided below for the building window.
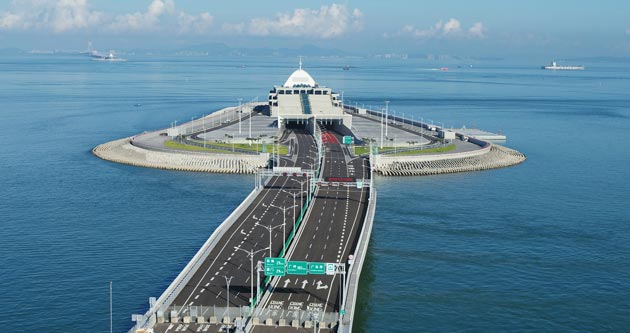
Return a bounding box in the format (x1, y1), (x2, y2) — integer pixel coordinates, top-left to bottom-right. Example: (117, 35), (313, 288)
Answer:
(279, 90), (285, 95)
(315, 90), (321, 95)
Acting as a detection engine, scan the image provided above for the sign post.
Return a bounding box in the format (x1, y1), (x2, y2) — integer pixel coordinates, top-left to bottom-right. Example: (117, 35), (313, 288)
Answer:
(264, 257), (286, 277)
(287, 261), (308, 275)
(308, 262), (326, 275)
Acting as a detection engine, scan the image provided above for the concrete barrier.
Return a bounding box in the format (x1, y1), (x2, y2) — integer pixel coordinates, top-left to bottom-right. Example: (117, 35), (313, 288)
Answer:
(93, 137), (269, 174)
(372, 144), (525, 176)
(340, 156), (377, 333)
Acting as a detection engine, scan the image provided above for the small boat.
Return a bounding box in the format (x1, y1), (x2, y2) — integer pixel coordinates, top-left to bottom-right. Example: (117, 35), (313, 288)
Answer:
(92, 50), (126, 62)
(342, 65), (350, 70)
(542, 61), (584, 70)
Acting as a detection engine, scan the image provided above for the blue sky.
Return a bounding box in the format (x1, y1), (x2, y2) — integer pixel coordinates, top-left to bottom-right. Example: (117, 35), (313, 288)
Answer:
(1, 0), (629, 57)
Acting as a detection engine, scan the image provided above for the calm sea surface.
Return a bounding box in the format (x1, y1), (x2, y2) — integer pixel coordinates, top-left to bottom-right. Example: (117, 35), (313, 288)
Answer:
(1, 54), (629, 332)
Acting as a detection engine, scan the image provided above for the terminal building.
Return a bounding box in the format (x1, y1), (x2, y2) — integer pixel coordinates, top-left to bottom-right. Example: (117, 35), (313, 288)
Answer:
(268, 62), (352, 129)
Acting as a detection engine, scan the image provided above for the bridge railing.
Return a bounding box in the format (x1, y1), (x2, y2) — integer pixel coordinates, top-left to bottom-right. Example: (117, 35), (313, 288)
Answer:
(340, 154), (377, 333)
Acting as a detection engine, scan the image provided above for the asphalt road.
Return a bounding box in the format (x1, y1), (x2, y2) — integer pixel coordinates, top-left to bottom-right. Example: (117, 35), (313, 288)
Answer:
(253, 126), (371, 332)
(152, 127), (317, 333)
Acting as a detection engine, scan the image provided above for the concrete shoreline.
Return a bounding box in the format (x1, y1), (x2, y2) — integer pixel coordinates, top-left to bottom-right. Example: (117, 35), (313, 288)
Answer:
(92, 137), (269, 174)
(93, 104), (525, 176)
(372, 143), (525, 176)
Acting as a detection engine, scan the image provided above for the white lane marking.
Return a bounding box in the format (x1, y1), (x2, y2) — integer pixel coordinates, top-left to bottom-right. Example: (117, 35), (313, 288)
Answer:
(194, 295), (200, 300)
(204, 283), (210, 287)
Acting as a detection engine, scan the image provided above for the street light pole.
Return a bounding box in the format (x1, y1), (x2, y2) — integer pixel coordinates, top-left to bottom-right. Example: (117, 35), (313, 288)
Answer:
(385, 100), (390, 137)
(292, 179), (308, 212)
(380, 108), (384, 148)
(238, 98), (242, 134)
(110, 281), (113, 333)
(270, 203), (299, 250)
(224, 275), (233, 329)
(234, 246), (269, 311)
(256, 222), (283, 257)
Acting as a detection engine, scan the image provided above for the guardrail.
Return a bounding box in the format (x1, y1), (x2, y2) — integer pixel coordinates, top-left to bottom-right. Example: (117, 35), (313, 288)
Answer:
(129, 186), (264, 332)
(340, 155), (377, 333)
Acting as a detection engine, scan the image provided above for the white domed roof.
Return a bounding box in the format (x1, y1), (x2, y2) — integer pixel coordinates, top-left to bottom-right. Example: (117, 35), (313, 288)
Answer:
(283, 68), (316, 88)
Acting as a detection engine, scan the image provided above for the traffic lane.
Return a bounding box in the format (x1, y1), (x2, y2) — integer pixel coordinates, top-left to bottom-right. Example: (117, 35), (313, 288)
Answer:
(173, 163), (317, 307)
(173, 129), (315, 308)
(258, 145), (369, 313)
(259, 185), (368, 313)
(281, 188), (368, 313)
(173, 177), (291, 308)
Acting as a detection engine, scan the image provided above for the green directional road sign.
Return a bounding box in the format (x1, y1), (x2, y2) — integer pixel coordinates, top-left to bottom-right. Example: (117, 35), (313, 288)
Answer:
(287, 261), (308, 275)
(265, 257), (286, 277)
(309, 262), (326, 274)
(342, 136), (354, 145)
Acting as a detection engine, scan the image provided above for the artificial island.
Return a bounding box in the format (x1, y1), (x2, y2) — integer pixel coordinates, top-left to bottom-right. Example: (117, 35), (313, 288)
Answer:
(93, 62), (525, 333)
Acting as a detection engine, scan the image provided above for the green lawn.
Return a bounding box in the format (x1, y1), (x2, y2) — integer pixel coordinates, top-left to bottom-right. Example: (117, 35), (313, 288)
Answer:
(166, 140), (288, 154)
(164, 141), (241, 154)
(390, 144), (456, 155)
(352, 144), (456, 156)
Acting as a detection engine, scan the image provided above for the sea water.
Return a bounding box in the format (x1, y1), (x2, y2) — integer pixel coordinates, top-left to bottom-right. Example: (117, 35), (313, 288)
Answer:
(0, 54), (629, 332)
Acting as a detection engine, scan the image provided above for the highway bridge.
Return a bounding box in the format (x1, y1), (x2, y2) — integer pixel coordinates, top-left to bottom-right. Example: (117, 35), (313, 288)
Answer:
(131, 122), (375, 333)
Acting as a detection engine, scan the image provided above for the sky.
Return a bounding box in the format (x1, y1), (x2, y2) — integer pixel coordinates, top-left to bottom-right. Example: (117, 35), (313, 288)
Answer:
(1, 0), (629, 57)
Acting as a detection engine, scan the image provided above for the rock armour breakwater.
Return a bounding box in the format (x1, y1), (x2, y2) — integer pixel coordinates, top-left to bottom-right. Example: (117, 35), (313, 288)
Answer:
(372, 144), (525, 176)
(92, 138), (269, 174)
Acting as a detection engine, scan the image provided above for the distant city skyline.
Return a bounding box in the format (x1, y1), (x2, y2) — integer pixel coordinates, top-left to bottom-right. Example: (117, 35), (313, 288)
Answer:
(1, 0), (629, 57)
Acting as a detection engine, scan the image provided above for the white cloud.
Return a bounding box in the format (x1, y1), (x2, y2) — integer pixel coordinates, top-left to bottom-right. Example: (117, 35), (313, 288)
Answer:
(224, 4), (363, 39)
(0, 11), (22, 29)
(468, 22), (486, 38)
(177, 12), (213, 34)
(107, 0), (174, 32)
(0, 0), (104, 32)
(626, 28), (630, 36)
(0, 0), (214, 34)
(394, 18), (486, 39)
(442, 18), (461, 35)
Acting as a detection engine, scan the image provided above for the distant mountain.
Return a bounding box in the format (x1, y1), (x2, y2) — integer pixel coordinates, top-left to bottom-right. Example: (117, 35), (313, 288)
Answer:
(172, 43), (352, 57)
(0, 48), (25, 55)
(565, 56), (630, 63)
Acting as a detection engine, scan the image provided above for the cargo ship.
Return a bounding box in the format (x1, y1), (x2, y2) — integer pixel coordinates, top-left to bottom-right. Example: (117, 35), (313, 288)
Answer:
(542, 61), (584, 70)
